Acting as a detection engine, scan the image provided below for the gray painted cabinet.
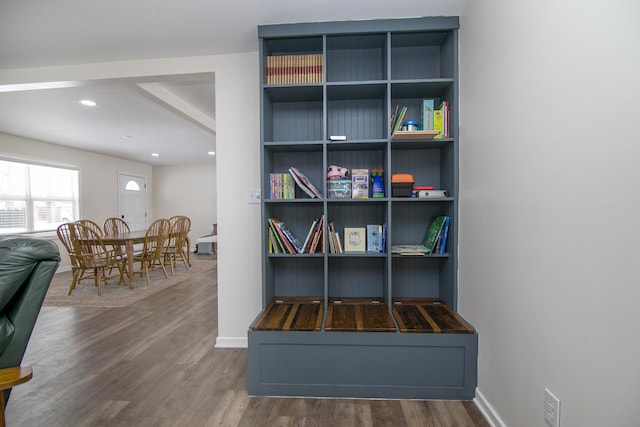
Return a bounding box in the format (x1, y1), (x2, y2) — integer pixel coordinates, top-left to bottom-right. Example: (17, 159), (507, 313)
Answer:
(249, 17), (478, 400)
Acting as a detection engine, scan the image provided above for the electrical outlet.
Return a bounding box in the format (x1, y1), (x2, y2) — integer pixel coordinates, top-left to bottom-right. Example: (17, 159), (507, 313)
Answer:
(545, 388), (561, 427)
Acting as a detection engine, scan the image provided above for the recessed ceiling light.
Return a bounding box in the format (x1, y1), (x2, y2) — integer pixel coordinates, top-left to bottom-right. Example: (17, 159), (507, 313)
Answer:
(151, 153), (159, 157)
(122, 135), (133, 139)
(208, 151), (216, 155)
(79, 99), (97, 106)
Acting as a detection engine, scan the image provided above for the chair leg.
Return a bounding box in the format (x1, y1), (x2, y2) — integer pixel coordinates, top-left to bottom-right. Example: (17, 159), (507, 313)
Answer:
(97, 270), (103, 296)
(144, 262), (150, 286)
(159, 262), (168, 279)
(179, 252), (189, 270)
(68, 270), (80, 295)
(166, 253), (175, 275)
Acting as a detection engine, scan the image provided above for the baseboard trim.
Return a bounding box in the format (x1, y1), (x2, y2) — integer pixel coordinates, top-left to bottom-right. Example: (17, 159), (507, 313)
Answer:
(215, 336), (248, 348)
(474, 388), (508, 427)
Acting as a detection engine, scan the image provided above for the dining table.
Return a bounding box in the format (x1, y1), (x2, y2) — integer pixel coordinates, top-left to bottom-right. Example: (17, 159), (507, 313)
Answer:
(100, 230), (147, 288)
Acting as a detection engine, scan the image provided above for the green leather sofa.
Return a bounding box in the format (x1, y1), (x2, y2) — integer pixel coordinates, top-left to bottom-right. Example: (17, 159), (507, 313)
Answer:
(0, 236), (60, 403)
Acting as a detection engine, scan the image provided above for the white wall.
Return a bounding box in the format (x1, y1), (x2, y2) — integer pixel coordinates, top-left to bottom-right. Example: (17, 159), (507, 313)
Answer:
(0, 132), (153, 270)
(0, 52), (262, 347)
(459, 1), (640, 426)
(153, 163), (218, 243)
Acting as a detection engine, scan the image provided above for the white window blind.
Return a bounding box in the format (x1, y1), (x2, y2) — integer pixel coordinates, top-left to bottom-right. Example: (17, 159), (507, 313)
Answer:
(0, 159), (79, 235)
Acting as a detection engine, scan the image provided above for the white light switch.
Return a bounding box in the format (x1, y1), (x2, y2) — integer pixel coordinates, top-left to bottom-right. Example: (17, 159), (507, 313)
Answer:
(248, 188), (261, 204)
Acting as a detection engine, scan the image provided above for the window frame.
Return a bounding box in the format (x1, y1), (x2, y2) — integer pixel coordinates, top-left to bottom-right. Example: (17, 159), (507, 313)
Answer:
(0, 157), (80, 236)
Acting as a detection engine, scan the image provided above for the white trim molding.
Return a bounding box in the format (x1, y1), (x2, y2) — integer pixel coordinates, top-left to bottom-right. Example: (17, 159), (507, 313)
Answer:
(475, 389), (508, 427)
(215, 336), (248, 349)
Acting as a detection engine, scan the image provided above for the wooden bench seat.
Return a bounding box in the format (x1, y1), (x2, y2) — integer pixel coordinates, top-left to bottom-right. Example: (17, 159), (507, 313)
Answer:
(251, 297), (475, 334)
(392, 298), (475, 333)
(251, 297), (323, 331)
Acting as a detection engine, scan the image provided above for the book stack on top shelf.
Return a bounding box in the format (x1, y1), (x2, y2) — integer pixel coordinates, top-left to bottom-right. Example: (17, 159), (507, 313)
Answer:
(265, 54), (323, 84)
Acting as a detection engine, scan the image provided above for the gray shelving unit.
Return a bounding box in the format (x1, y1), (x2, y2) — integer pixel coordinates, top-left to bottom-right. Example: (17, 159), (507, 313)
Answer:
(249, 17), (478, 400)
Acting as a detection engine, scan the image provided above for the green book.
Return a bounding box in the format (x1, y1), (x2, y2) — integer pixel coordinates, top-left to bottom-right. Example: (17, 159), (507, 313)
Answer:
(422, 216), (448, 254)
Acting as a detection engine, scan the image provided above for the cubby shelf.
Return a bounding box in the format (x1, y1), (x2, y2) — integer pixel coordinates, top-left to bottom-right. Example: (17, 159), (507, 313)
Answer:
(250, 16), (477, 401)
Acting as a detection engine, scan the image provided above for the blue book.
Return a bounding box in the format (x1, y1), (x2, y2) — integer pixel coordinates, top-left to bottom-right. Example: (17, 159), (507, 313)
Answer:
(422, 99), (435, 130)
(366, 224), (383, 252)
(438, 216), (451, 254)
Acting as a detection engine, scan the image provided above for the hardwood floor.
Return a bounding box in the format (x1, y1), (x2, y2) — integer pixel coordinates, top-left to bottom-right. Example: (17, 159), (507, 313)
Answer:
(5, 257), (489, 427)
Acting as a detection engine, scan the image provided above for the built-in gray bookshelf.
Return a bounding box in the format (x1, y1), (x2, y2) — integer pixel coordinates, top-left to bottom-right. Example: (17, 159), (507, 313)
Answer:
(249, 17), (478, 400)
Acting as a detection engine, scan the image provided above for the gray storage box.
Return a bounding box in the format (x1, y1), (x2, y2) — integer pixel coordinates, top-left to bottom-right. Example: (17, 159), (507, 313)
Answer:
(197, 242), (214, 254)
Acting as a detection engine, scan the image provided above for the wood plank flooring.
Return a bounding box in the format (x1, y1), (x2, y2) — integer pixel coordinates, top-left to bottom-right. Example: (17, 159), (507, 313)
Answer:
(5, 256), (489, 427)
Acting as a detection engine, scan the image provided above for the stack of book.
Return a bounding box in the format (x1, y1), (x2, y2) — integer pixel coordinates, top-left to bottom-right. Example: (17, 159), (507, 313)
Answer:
(269, 173), (294, 199)
(265, 54), (323, 84)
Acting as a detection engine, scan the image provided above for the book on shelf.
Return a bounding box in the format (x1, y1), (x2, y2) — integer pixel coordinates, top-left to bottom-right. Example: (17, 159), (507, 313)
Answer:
(289, 166), (322, 198)
(267, 226), (282, 254)
(327, 222), (336, 253)
(422, 99), (435, 131)
(391, 244), (431, 255)
(390, 216), (451, 256)
(343, 227), (366, 252)
(267, 218), (293, 253)
(301, 217), (318, 253)
(267, 218), (302, 254)
(390, 105), (408, 135)
(265, 54), (323, 85)
(433, 101), (450, 139)
(422, 215), (449, 254)
(381, 223), (387, 253)
(366, 224), (383, 253)
(307, 215), (324, 254)
(436, 216), (451, 254)
(327, 221), (344, 254)
(269, 173), (294, 199)
(268, 216), (330, 254)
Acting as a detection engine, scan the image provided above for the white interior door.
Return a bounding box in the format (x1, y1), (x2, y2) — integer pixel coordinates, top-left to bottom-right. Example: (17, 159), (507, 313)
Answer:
(118, 173), (147, 231)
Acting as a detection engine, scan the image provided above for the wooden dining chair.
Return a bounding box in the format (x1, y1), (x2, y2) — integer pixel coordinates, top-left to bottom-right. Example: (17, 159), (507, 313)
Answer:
(57, 222), (93, 293)
(103, 217), (130, 235)
(132, 218), (170, 286)
(75, 219), (104, 236)
(163, 216), (191, 274)
(102, 217), (131, 275)
(58, 222), (125, 296)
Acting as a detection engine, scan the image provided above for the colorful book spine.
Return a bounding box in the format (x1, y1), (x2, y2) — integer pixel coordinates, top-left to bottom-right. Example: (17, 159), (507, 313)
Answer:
(422, 99), (435, 130)
(265, 54), (324, 85)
